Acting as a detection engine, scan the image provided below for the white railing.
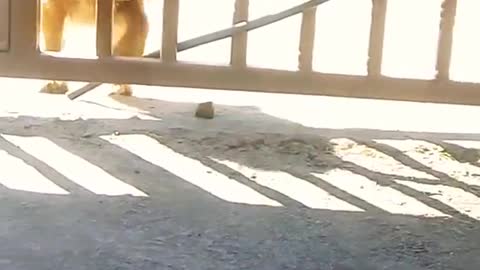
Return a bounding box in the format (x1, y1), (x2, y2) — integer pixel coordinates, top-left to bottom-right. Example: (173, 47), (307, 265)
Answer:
(1, 0), (480, 105)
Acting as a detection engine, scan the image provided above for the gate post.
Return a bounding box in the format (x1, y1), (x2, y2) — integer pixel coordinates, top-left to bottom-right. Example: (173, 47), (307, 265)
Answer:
(9, 0), (39, 57)
(0, 0), (9, 51)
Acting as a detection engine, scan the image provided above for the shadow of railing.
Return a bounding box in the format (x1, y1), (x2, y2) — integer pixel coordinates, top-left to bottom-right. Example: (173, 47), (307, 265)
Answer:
(1, 92), (480, 268)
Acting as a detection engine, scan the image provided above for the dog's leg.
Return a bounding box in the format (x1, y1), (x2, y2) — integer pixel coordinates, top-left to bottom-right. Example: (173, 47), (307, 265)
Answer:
(110, 0), (149, 96)
(40, 0), (69, 94)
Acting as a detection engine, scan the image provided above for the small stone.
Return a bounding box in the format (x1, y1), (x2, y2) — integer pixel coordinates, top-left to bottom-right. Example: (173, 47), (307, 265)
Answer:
(195, 102), (215, 119)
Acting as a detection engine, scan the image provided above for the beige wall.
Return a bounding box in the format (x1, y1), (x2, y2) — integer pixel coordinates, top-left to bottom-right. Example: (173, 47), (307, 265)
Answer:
(0, 0), (8, 51)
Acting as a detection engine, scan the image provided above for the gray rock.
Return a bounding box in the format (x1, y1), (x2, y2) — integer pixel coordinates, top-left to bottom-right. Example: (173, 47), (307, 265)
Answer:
(195, 101), (215, 119)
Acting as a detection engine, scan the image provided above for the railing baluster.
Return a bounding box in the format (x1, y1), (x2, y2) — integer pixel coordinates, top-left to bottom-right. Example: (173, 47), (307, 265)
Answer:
(162, 0), (180, 62)
(10, 0), (38, 56)
(436, 0), (456, 81)
(298, 7), (317, 72)
(96, 0), (113, 57)
(367, 0), (387, 77)
(0, 0), (10, 51)
(230, 0), (249, 67)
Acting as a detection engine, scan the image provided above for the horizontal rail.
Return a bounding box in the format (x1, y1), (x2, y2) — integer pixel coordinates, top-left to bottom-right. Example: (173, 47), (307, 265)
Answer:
(2, 0), (480, 107)
(2, 53), (480, 106)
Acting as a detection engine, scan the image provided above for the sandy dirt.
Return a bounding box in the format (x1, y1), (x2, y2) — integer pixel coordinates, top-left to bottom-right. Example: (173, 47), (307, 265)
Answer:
(0, 80), (479, 270)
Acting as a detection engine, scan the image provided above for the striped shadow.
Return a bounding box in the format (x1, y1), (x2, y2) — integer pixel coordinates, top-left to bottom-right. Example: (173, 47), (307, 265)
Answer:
(1, 134), (147, 197)
(213, 158), (363, 212)
(396, 180), (480, 220)
(0, 149), (69, 195)
(312, 169), (448, 218)
(376, 139), (480, 187)
(100, 134), (282, 206)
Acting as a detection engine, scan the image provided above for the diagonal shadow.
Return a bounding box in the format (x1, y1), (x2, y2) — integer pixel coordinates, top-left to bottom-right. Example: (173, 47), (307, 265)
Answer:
(40, 135), (240, 205)
(286, 171), (386, 214)
(430, 139), (480, 166)
(146, 129), (389, 213)
(363, 139), (480, 198)
(79, 99), (159, 120)
(191, 156), (307, 209)
(168, 130), (471, 220)
(334, 157), (475, 221)
(158, 130), (390, 212)
(1, 93), (480, 223)
(2, 94), (480, 269)
(0, 135), (93, 196)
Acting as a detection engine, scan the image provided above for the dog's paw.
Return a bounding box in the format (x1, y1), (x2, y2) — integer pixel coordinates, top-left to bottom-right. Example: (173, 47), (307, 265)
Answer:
(40, 81), (69, 94)
(110, 84), (133, 96)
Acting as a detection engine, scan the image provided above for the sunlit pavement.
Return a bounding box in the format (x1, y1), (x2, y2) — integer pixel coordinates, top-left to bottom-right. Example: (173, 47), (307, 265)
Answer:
(1, 0), (480, 269)
(1, 80), (480, 269)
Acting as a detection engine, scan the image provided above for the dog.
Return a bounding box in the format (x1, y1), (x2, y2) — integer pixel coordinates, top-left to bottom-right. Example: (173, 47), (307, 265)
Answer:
(40, 0), (149, 96)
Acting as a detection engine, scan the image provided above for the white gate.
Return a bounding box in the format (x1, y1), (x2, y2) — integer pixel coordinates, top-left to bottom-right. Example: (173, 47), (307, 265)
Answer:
(1, 0), (480, 105)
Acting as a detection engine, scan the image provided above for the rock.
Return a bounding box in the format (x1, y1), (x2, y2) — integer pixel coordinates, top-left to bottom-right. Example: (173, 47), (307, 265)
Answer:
(195, 102), (215, 119)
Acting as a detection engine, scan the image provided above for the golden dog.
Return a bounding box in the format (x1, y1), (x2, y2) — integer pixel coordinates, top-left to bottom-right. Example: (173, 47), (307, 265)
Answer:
(40, 0), (149, 96)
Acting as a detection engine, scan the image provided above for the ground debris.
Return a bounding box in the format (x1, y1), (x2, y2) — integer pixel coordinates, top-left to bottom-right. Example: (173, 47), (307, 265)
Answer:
(195, 102), (215, 119)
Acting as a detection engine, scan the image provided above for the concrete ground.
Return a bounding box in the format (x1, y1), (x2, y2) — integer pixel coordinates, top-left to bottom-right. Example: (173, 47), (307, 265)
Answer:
(0, 78), (479, 269)
(2, 1), (480, 268)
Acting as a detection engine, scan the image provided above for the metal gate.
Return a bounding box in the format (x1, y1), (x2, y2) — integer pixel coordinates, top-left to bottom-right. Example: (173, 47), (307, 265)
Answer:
(1, 0), (479, 105)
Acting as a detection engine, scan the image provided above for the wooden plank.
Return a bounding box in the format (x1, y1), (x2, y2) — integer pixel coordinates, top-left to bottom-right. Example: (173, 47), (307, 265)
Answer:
(367, 0), (387, 77)
(3, 53), (480, 106)
(435, 0), (457, 80)
(96, 0), (113, 57)
(162, 0), (179, 62)
(298, 7), (317, 72)
(230, 0), (249, 67)
(0, 0), (9, 51)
